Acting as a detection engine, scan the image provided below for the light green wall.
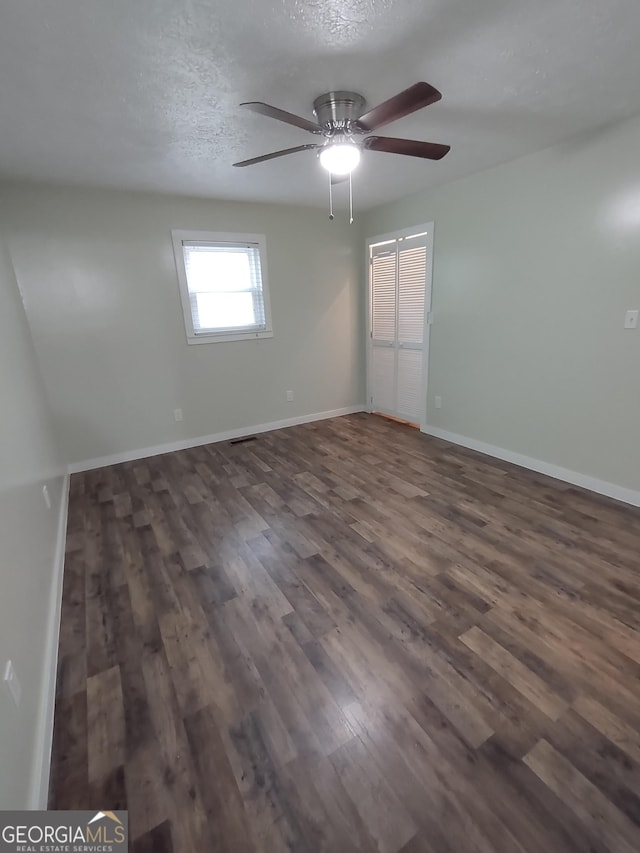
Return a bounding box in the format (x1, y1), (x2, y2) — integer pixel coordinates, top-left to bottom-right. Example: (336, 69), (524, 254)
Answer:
(1, 186), (365, 466)
(0, 236), (66, 807)
(364, 116), (640, 492)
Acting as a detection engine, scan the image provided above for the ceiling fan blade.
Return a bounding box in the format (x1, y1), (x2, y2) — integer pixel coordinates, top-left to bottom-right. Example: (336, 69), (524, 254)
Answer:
(233, 144), (320, 167)
(357, 82), (442, 132)
(363, 136), (450, 160)
(240, 101), (322, 134)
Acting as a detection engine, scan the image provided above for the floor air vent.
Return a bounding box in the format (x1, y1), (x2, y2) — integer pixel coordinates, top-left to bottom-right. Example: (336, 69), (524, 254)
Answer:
(229, 436), (258, 446)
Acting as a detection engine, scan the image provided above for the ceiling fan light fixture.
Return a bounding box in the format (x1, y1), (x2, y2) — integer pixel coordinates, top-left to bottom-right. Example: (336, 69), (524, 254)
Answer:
(319, 142), (361, 175)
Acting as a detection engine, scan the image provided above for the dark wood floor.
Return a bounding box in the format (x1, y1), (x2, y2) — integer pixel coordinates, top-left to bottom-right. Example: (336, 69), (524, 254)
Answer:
(50, 413), (640, 852)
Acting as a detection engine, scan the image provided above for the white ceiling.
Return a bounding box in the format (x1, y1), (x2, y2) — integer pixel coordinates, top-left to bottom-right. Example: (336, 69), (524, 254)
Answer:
(2, 0), (640, 209)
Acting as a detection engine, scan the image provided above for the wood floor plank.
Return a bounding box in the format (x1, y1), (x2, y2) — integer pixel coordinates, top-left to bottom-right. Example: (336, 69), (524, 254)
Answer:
(49, 689), (89, 809)
(279, 751), (378, 852)
(50, 413), (640, 853)
(182, 704), (254, 853)
(131, 821), (174, 853)
(345, 699), (499, 853)
(573, 695), (640, 765)
(86, 665), (125, 783)
(524, 738), (640, 853)
(329, 735), (418, 853)
(124, 739), (171, 841)
(140, 648), (214, 850)
(544, 709), (640, 825)
(460, 625), (568, 720)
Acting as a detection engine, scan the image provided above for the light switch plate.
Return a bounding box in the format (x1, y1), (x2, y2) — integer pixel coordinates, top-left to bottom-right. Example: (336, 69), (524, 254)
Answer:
(624, 309), (639, 329)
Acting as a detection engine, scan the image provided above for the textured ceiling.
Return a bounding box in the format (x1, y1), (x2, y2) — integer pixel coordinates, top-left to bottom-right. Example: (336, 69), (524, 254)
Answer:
(2, 0), (640, 209)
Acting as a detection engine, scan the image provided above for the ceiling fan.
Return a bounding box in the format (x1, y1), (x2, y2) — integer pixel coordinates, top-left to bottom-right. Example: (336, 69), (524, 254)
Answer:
(233, 82), (451, 178)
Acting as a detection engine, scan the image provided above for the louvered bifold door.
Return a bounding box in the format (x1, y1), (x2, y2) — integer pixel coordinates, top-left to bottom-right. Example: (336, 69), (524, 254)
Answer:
(370, 233), (429, 424)
(370, 245), (398, 416)
(396, 234), (428, 423)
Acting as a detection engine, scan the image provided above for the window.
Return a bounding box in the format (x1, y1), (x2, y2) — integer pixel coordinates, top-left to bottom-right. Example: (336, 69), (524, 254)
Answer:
(172, 230), (273, 344)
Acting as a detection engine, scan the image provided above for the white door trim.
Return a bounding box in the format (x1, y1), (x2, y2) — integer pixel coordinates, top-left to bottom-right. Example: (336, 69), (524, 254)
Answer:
(365, 222), (435, 430)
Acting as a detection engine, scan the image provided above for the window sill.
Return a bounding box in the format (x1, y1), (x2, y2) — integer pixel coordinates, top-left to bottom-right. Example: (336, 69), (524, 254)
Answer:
(186, 329), (274, 345)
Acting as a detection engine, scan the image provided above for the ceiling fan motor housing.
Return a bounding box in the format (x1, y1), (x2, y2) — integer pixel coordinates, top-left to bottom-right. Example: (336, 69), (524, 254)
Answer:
(313, 91), (366, 133)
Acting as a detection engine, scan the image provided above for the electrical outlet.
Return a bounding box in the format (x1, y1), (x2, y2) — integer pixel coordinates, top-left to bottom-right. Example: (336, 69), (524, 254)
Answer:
(3, 661), (22, 707)
(173, 408), (183, 422)
(434, 396), (442, 409)
(624, 309), (639, 329)
(42, 484), (51, 510)
(286, 390), (294, 402)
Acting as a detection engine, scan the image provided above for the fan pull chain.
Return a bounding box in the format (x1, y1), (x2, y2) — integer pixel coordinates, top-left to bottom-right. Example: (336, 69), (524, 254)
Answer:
(349, 172), (354, 224)
(328, 172), (334, 220)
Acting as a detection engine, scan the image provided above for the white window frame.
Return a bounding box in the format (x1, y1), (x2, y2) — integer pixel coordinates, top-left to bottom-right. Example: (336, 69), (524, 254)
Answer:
(172, 229), (273, 344)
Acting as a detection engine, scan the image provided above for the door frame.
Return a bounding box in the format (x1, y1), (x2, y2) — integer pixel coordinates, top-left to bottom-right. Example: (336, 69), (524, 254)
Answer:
(365, 222), (435, 432)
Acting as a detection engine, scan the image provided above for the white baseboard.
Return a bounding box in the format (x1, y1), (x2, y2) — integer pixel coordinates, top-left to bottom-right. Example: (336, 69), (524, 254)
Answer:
(29, 473), (70, 809)
(69, 405), (366, 474)
(422, 426), (640, 508)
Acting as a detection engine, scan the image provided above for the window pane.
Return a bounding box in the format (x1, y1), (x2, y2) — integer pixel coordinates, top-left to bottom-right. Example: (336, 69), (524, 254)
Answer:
(185, 248), (253, 294)
(195, 291), (255, 330)
(175, 234), (270, 341)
